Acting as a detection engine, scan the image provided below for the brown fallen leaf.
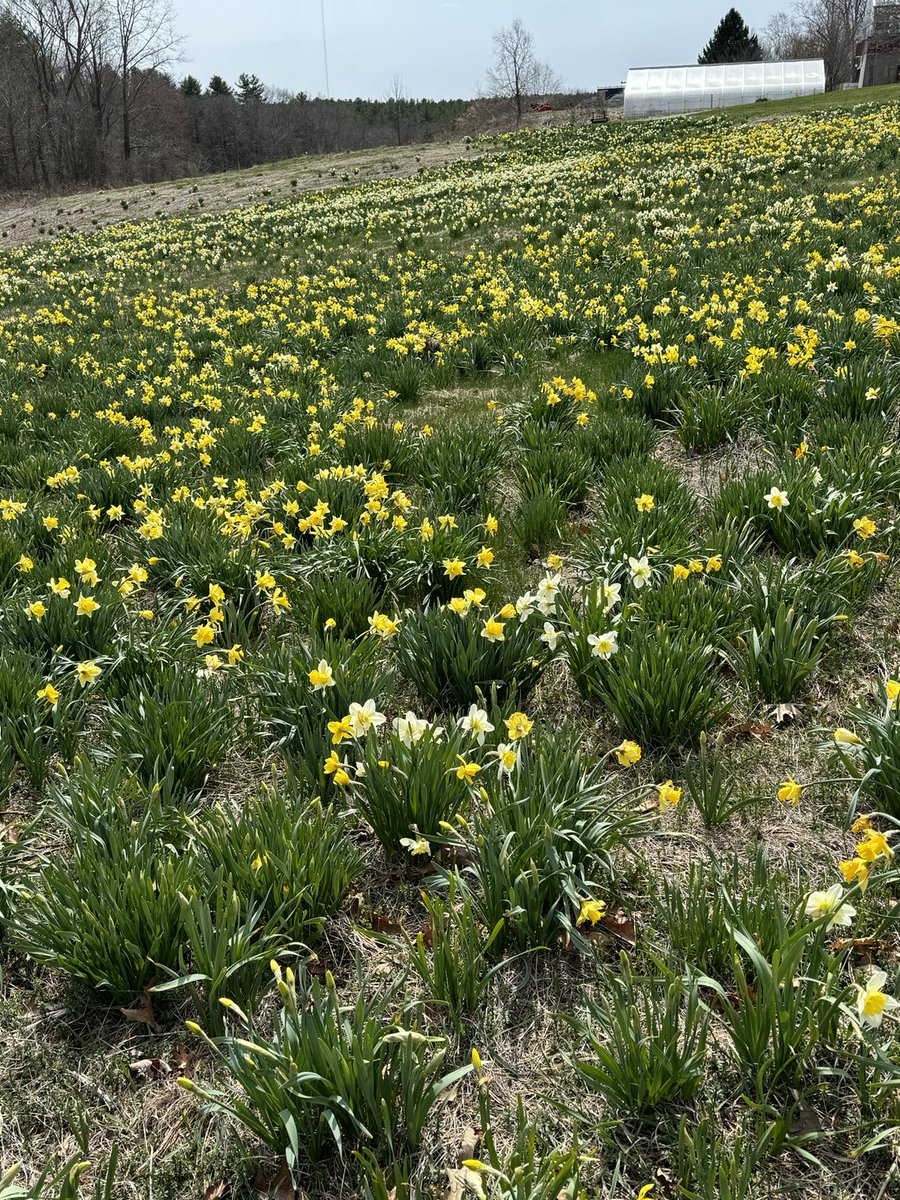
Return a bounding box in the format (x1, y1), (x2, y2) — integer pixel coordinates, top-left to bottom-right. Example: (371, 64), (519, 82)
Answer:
(120, 992), (161, 1033)
(171, 1041), (196, 1070)
(203, 1183), (229, 1200)
(603, 908), (637, 949)
(831, 936), (893, 963)
(253, 1160), (302, 1200)
(128, 1057), (171, 1081)
(772, 702), (801, 725)
(422, 919), (434, 950)
(789, 1090), (823, 1138)
(699, 985), (757, 1012)
(446, 1166), (481, 1200)
(720, 720), (772, 745)
(458, 1125), (481, 1165)
(370, 912), (404, 936)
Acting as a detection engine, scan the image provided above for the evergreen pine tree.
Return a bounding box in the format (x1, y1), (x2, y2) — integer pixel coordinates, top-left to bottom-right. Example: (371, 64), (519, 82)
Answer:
(207, 75), (233, 96)
(698, 8), (762, 64)
(179, 75), (202, 96)
(236, 73), (266, 104)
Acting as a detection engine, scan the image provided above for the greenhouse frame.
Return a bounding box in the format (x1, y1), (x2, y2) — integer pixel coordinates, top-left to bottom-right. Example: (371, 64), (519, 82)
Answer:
(623, 59), (826, 119)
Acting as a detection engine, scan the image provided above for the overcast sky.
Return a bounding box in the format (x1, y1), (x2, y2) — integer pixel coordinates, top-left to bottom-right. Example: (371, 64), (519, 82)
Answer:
(176, 1), (787, 99)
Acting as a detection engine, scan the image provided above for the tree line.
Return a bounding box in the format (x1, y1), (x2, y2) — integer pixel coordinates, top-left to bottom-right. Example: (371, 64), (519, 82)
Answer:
(0, 0), (468, 194)
(701, 3), (873, 91)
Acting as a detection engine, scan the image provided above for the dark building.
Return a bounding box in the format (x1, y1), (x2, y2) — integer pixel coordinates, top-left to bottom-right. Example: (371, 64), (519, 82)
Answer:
(857, 2), (900, 86)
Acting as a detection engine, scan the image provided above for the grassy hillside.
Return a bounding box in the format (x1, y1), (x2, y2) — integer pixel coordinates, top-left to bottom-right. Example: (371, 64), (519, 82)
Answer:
(713, 80), (900, 120)
(0, 91), (899, 1200)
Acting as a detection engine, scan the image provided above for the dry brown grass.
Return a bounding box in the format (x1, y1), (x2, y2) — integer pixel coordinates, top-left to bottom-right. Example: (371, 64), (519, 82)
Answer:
(0, 140), (491, 249)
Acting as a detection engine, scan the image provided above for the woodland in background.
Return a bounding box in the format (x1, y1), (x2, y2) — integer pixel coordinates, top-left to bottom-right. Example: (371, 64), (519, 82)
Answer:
(0, 0), (469, 194)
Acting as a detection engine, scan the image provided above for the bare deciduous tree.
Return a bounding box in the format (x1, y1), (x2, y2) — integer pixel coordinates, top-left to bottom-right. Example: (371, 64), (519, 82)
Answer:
(385, 73), (410, 145)
(765, 1), (871, 86)
(113, 0), (180, 165)
(485, 18), (560, 127)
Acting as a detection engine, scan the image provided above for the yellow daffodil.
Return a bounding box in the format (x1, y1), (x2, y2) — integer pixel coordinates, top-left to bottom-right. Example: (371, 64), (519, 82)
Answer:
(856, 970), (899, 1028)
(777, 776), (803, 805)
(37, 682), (61, 709)
(308, 659), (335, 690)
(657, 779), (682, 811)
(615, 740), (642, 766)
(577, 897), (606, 926)
(75, 661), (102, 688)
(505, 711), (533, 740)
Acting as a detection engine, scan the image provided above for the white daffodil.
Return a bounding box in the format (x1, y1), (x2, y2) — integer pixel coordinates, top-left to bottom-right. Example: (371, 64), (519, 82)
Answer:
(541, 622), (561, 651)
(461, 703), (495, 746)
(804, 883), (856, 931)
(348, 698), (386, 737)
(600, 578), (622, 612)
(856, 969), (900, 1029)
(394, 710), (429, 746)
(496, 742), (518, 772)
(588, 630), (619, 659)
(515, 592), (536, 621)
(628, 556), (652, 589)
(400, 833), (431, 857)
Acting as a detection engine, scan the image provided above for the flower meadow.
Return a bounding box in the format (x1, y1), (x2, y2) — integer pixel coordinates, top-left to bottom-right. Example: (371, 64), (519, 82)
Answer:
(1, 98), (900, 1198)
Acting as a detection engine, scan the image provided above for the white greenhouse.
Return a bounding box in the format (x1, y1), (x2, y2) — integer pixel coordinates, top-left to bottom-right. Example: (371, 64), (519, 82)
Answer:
(623, 59), (826, 119)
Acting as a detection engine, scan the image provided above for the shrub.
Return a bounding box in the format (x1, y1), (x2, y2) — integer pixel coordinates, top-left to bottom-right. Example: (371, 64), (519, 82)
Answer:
(294, 570), (382, 638)
(339, 421), (415, 479)
(657, 846), (793, 978)
(515, 442), (594, 507)
(709, 467), (878, 555)
(576, 410), (658, 472)
(152, 872), (280, 1036)
(601, 458), (697, 557)
(419, 423), (502, 512)
(256, 634), (393, 792)
(832, 684), (900, 818)
(673, 383), (745, 451)
(0, 648), (74, 789)
(468, 1085), (582, 1200)
(355, 721), (470, 856)
(10, 790), (191, 1000)
(393, 873), (507, 1030)
(698, 919), (847, 1097)
(682, 734), (758, 828)
(734, 602), (831, 703)
(510, 490), (568, 561)
(676, 1117), (767, 1200)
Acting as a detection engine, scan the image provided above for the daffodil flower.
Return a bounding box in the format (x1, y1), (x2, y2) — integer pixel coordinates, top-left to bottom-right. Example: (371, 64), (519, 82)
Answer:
(855, 970), (899, 1028)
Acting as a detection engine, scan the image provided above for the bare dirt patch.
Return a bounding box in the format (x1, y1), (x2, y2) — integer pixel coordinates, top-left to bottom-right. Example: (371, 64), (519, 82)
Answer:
(0, 140), (493, 249)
